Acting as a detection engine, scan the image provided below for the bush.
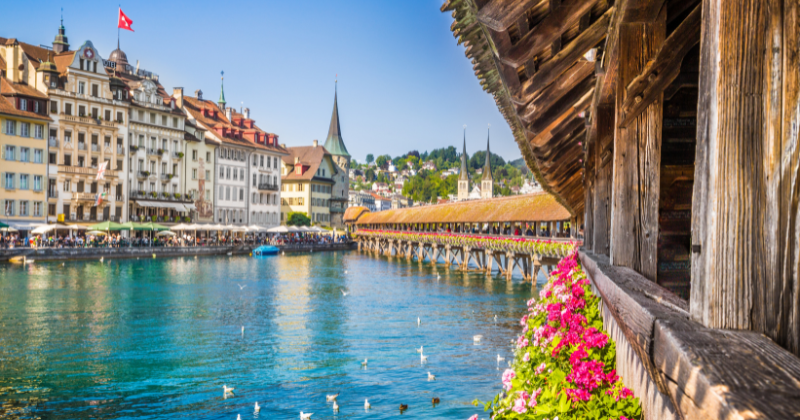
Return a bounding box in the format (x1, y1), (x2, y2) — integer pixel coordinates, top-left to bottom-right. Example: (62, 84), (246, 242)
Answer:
(286, 211), (311, 226)
(474, 252), (641, 420)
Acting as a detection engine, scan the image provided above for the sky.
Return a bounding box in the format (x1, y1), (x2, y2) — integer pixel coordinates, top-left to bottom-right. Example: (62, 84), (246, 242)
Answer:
(3, 1), (522, 163)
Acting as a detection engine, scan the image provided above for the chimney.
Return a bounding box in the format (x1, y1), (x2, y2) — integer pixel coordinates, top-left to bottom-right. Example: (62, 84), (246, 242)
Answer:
(313, 139), (318, 148)
(6, 39), (20, 83)
(195, 89), (203, 100)
(225, 107), (232, 121)
(243, 107), (250, 119)
(281, 143), (286, 149)
(294, 156), (300, 164)
(173, 87), (183, 108)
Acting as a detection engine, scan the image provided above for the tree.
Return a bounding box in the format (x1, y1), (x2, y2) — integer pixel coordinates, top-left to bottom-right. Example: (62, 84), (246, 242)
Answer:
(377, 172), (387, 184)
(365, 168), (376, 182)
(407, 150), (420, 159)
(349, 159), (358, 169)
(286, 212), (311, 226)
(375, 155), (390, 169)
(469, 151), (506, 170)
(366, 154), (374, 164)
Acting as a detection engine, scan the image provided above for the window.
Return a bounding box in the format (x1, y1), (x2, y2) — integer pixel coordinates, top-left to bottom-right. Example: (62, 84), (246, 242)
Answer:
(227, 167), (231, 179)
(192, 169), (197, 179)
(219, 185), (224, 199)
(260, 156), (264, 167)
(4, 173), (15, 189)
(49, 152), (56, 164)
(192, 150), (198, 161)
(150, 113), (156, 124)
(78, 105), (86, 116)
(91, 84), (98, 97)
(50, 101), (58, 114)
(20, 98), (27, 111)
(34, 124), (43, 139)
(138, 110), (144, 121)
(220, 166), (225, 178)
(240, 169), (244, 180)
(239, 189), (244, 201)
(274, 157), (277, 168)
(173, 117), (178, 128)
(19, 147), (29, 162)
(4, 145), (14, 160)
(253, 156), (257, 166)
(78, 82), (85, 95)
(64, 154), (71, 166)
(206, 152), (211, 162)
(104, 110), (111, 121)
(206, 170), (210, 180)
(116, 112), (123, 123)
(4, 120), (14, 135)
(3, 200), (14, 216)
(18, 200), (28, 216)
(162, 115), (167, 126)
(33, 202), (42, 217)
(63, 179), (71, 192)
(226, 187), (230, 200)
(34, 149), (43, 163)
(65, 103), (72, 116)
(20, 122), (30, 138)
(33, 176), (42, 191)
(253, 174), (257, 186)
(91, 108), (98, 118)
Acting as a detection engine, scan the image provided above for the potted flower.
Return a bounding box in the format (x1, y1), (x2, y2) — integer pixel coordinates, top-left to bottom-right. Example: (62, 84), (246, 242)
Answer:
(173, 193), (181, 199)
(176, 152), (184, 158)
(162, 192), (170, 198)
(157, 148), (165, 155)
(184, 216), (191, 222)
(150, 191), (157, 198)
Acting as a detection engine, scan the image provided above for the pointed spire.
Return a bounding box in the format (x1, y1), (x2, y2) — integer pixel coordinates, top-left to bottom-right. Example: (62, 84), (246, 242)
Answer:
(218, 71), (227, 109)
(53, 7), (70, 53)
(324, 79), (350, 157)
(482, 125), (493, 181)
(460, 127), (470, 181)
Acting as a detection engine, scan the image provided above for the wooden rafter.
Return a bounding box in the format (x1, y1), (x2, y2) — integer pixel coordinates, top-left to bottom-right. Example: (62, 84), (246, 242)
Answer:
(476, 0), (542, 32)
(619, 4), (701, 127)
(503, 0), (602, 67)
(523, 74), (596, 124)
(514, 60), (594, 106)
(528, 88), (594, 142)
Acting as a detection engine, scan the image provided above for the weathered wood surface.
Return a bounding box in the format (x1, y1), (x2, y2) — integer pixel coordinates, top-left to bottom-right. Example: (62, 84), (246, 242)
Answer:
(609, 10), (665, 281)
(475, 0), (542, 31)
(582, 250), (800, 419)
(592, 105), (613, 256)
(620, 4), (701, 127)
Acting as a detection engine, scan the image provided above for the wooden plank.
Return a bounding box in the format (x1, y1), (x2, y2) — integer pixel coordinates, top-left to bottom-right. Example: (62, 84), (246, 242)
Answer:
(476, 0), (543, 32)
(622, 0), (668, 23)
(502, 0), (602, 67)
(609, 11), (665, 281)
(593, 105), (613, 256)
(619, 4), (701, 127)
(515, 60), (594, 106)
(522, 71), (595, 123)
(528, 88), (594, 146)
(523, 8), (612, 93)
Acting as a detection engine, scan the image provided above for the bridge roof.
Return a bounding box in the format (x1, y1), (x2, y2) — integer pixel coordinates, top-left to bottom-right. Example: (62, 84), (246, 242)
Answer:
(344, 206), (370, 223)
(352, 192), (570, 225)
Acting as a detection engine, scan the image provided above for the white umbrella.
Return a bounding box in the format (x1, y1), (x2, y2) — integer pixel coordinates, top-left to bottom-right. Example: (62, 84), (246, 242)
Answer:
(287, 226), (302, 233)
(170, 223), (191, 231)
(87, 230), (107, 236)
(267, 226), (290, 233)
(297, 226), (312, 232)
(309, 226), (326, 233)
(247, 225), (264, 232)
(63, 224), (88, 230)
(229, 225), (247, 233)
(157, 230), (176, 236)
(32, 225), (56, 234)
(0, 227), (18, 232)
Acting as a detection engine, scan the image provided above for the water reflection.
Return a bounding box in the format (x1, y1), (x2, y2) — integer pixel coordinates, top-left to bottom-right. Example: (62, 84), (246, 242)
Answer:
(0, 252), (536, 419)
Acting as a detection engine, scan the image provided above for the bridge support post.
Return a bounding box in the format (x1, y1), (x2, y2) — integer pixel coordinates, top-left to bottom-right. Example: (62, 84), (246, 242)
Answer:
(431, 244), (438, 265)
(387, 240), (394, 257)
(486, 250), (493, 275)
(357, 240), (362, 251)
(405, 241), (412, 260)
(506, 252), (514, 280)
(445, 245), (452, 266)
(462, 247), (471, 270)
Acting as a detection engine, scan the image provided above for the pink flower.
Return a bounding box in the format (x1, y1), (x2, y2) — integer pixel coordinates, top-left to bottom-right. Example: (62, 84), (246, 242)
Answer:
(468, 415), (478, 420)
(501, 369), (515, 391)
(520, 314), (528, 326)
(528, 388), (543, 407)
(522, 352), (530, 362)
(535, 362), (546, 375)
(512, 395), (528, 413)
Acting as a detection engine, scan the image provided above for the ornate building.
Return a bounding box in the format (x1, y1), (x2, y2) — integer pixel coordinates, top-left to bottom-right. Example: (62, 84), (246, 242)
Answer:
(281, 141), (339, 227)
(323, 82), (350, 228)
(457, 131), (470, 201)
(480, 129), (493, 199)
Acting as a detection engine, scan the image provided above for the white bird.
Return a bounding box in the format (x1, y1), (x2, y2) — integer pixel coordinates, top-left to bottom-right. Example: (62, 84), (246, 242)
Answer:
(364, 399), (371, 410)
(100, 256), (104, 262)
(416, 345), (423, 354)
(497, 354), (505, 363)
(494, 315), (498, 322)
(241, 326), (245, 335)
(326, 393), (339, 402)
(473, 335), (483, 343)
(437, 273), (441, 279)
(417, 317), (421, 326)
(332, 401), (339, 412)
(282, 251), (285, 255)
(255, 402), (261, 412)
(427, 372), (436, 381)
(62, 262), (65, 266)
(362, 358), (368, 367)
(237, 415), (241, 420)
(344, 270), (348, 274)
(341, 290), (348, 296)
(421, 353), (428, 363)
(300, 412), (313, 419)
(227, 252), (233, 256)
(25, 259), (35, 264)
(224, 385), (235, 395)
(237, 283), (247, 290)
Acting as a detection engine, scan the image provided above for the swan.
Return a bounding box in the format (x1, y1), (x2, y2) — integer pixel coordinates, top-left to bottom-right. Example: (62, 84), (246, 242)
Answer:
(223, 385), (235, 395)
(473, 335), (483, 343)
(497, 354), (505, 363)
(421, 353), (428, 363)
(417, 317), (421, 326)
(364, 399), (371, 410)
(361, 358), (368, 367)
(255, 402), (260, 412)
(427, 372), (436, 381)
(300, 412), (313, 419)
(326, 393), (339, 402)
(416, 345), (423, 354)
(332, 401), (339, 412)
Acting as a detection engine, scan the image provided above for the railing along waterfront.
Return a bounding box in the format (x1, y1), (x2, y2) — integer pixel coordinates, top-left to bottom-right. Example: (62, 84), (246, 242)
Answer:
(354, 229), (580, 280)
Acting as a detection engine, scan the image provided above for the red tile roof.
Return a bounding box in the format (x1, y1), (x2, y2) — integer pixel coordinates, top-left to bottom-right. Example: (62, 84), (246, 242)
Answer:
(182, 95), (287, 154)
(0, 37), (58, 71)
(353, 192), (570, 225)
(0, 95), (51, 122)
(281, 145), (336, 182)
(0, 78), (48, 99)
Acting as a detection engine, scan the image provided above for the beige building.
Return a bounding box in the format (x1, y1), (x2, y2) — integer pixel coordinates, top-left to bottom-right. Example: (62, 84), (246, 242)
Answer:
(179, 117), (217, 224)
(0, 77), (52, 226)
(281, 141), (339, 226)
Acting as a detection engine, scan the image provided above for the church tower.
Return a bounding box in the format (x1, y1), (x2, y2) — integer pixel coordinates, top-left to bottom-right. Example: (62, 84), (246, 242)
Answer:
(52, 12), (70, 54)
(324, 81), (351, 228)
(458, 129), (470, 201)
(480, 128), (493, 199)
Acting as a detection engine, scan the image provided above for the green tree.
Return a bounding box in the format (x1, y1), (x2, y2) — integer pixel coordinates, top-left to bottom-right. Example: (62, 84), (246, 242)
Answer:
(349, 159), (358, 169)
(377, 172), (387, 184)
(286, 212), (311, 226)
(366, 154), (374, 164)
(375, 155), (391, 169)
(469, 151), (506, 170)
(365, 168), (376, 182)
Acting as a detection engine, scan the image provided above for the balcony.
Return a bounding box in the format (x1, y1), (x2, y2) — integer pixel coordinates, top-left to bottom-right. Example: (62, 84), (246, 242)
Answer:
(130, 145), (140, 153)
(48, 137), (58, 148)
(137, 171), (150, 179)
(160, 174), (174, 183)
(146, 148), (161, 156)
(58, 165), (117, 177)
(77, 142), (86, 151)
(258, 183), (279, 191)
(172, 152), (184, 160)
(73, 192), (97, 201)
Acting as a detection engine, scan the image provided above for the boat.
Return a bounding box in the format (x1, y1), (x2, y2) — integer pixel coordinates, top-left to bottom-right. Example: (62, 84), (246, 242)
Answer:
(8, 255), (26, 264)
(253, 245), (280, 256)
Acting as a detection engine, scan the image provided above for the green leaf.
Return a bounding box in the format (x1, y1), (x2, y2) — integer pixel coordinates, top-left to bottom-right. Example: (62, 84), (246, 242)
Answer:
(558, 392), (569, 413)
(535, 403), (552, 414)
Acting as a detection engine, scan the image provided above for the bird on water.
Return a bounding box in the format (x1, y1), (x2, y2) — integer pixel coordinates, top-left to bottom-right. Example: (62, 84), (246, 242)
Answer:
(254, 402), (260, 412)
(364, 399), (371, 410)
(326, 393), (339, 402)
(362, 358), (368, 367)
(399, 404), (408, 412)
(223, 385), (234, 395)
(427, 372), (436, 381)
(300, 412), (313, 419)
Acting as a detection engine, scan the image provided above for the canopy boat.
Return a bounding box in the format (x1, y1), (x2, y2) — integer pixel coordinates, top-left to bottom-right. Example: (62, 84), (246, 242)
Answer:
(253, 245), (279, 256)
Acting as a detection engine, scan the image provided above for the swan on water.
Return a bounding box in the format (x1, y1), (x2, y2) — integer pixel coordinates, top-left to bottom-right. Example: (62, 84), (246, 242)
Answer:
(332, 401), (339, 412)
(427, 372), (436, 381)
(473, 335), (483, 343)
(326, 393), (339, 402)
(255, 402), (260, 412)
(361, 358), (368, 367)
(300, 412), (313, 419)
(420, 353), (428, 363)
(364, 399), (371, 410)
(497, 354), (505, 363)
(417, 317), (421, 326)
(223, 385), (235, 395)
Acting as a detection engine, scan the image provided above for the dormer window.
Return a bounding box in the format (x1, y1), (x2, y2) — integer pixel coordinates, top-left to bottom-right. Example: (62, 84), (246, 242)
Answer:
(19, 98), (27, 111)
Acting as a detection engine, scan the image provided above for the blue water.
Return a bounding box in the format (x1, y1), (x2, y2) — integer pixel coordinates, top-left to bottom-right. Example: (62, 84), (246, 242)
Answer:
(0, 252), (538, 419)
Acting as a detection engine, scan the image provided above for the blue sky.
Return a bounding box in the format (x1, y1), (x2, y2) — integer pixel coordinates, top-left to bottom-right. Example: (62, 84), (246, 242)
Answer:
(3, 1), (521, 163)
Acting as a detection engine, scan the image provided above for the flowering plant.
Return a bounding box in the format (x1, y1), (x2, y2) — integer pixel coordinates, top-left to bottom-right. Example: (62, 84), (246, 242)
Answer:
(354, 229), (579, 257)
(474, 252), (641, 420)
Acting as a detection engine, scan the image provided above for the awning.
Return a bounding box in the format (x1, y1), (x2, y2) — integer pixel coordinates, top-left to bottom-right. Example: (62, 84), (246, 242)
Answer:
(184, 203), (197, 211)
(134, 200), (187, 212)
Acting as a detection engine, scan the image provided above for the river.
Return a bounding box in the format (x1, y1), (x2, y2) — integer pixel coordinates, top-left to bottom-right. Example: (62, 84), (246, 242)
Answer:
(0, 251), (538, 419)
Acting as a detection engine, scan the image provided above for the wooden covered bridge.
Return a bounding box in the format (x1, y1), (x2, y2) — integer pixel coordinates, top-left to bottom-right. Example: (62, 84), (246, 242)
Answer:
(440, 0), (800, 418)
(345, 193), (578, 280)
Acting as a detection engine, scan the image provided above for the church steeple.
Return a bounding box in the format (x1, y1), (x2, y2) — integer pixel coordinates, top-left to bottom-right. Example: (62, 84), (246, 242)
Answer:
(52, 8), (70, 54)
(458, 127), (470, 201)
(324, 80), (350, 157)
(218, 71), (227, 110)
(480, 126), (494, 199)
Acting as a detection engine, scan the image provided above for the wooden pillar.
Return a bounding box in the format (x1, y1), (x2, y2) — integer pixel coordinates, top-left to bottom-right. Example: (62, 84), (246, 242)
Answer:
(584, 120), (596, 251)
(506, 252), (514, 280)
(690, 0), (800, 354)
(486, 250), (493, 274)
(609, 9), (666, 281)
(593, 105), (613, 255)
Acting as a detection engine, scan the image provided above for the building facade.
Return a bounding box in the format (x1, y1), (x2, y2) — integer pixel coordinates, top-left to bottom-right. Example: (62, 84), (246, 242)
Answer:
(480, 130), (493, 199)
(322, 83), (350, 229)
(176, 115), (217, 224)
(281, 142), (338, 226)
(457, 132), (470, 201)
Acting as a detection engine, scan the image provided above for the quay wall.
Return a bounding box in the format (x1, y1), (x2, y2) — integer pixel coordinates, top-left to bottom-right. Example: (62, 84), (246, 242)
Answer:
(0, 242), (356, 262)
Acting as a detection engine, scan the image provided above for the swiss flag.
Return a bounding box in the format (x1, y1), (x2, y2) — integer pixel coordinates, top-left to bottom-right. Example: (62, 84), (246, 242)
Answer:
(118, 8), (134, 32)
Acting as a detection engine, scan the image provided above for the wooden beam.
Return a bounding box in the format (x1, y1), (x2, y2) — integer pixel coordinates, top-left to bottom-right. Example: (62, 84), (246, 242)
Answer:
(503, 0), (603, 68)
(524, 8), (612, 92)
(476, 0), (542, 32)
(529, 89), (594, 147)
(609, 8), (666, 281)
(593, 106), (613, 256)
(528, 85), (594, 135)
(622, 0), (668, 23)
(619, 4), (701, 127)
(515, 60), (594, 106)
(522, 72), (595, 123)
